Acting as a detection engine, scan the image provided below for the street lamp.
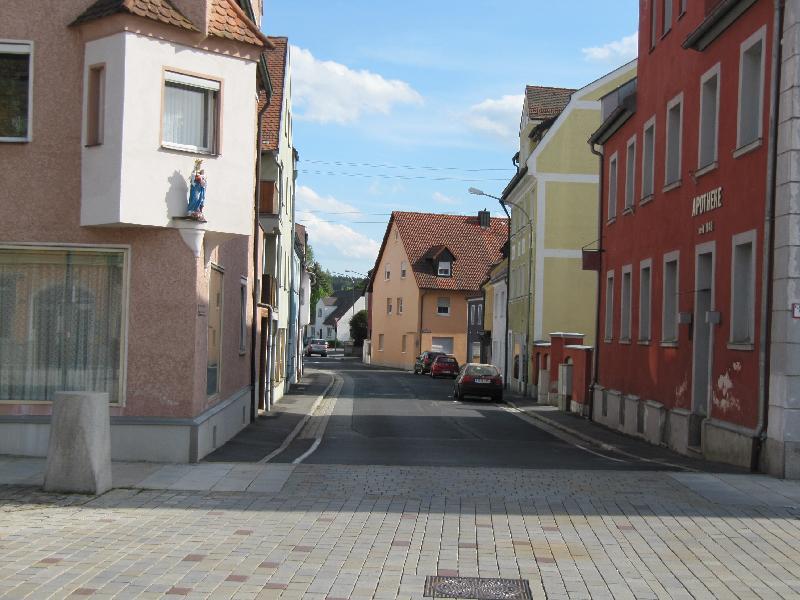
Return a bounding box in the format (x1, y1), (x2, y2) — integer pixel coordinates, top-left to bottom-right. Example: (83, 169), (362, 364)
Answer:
(469, 187), (535, 397)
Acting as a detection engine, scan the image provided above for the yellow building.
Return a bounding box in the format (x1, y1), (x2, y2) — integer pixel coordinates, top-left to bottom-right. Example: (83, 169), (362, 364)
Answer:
(368, 211), (507, 369)
(505, 60), (637, 397)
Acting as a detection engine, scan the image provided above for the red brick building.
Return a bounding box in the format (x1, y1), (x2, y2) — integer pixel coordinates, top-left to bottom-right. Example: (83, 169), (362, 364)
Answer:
(589, 0), (776, 468)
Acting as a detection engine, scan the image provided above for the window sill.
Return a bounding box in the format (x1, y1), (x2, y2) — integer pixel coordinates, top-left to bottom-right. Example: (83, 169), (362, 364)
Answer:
(728, 342), (755, 351)
(437, 313), (451, 317)
(0, 136), (31, 143)
(660, 341), (679, 348)
(606, 217), (617, 225)
(640, 194), (654, 206)
(694, 161), (718, 178)
(637, 339), (651, 346)
(663, 180), (682, 193)
(84, 142), (104, 148)
(622, 206), (635, 216)
(733, 138), (763, 159)
(604, 338), (614, 343)
(619, 338), (631, 345)
(239, 350), (247, 356)
(161, 143), (218, 157)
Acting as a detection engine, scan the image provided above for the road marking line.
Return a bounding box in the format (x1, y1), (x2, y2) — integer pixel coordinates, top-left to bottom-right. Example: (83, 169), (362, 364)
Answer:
(292, 374), (343, 465)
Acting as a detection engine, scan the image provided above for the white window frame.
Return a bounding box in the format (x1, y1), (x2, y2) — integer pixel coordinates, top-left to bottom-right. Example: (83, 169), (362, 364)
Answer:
(662, 251), (680, 344)
(729, 229), (757, 346)
(400, 261), (407, 279)
(698, 63), (721, 170)
(664, 93), (684, 188)
(397, 296), (403, 315)
(162, 70), (221, 155)
(662, 0), (673, 35)
(385, 263), (391, 280)
(639, 259), (653, 343)
(608, 152), (619, 221)
(438, 260), (452, 277)
(386, 297), (392, 315)
(0, 40), (34, 142)
(736, 26), (767, 152)
(437, 296), (451, 316)
(605, 270), (615, 342)
(620, 265), (633, 342)
(641, 117), (656, 200)
(624, 135), (637, 211)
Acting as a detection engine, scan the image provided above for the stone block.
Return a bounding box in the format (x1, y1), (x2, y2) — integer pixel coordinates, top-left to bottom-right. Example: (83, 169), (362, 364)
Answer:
(703, 419), (756, 469)
(643, 400), (665, 445)
(622, 395), (640, 437)
(667, 408), (691, 454)
(774, 212), (800, 248)
(44, 392), (111, 495)
(606, 389), (622, 430)
(775, 182), (800, 217)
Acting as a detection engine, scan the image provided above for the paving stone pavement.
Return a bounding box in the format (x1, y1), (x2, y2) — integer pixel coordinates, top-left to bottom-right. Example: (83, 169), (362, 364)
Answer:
(1, 464), (800, 599)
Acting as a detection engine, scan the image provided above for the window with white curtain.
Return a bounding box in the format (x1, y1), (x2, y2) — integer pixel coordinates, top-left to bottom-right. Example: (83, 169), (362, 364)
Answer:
(162, 71), (220, 154)
(0, 247), (126, 403)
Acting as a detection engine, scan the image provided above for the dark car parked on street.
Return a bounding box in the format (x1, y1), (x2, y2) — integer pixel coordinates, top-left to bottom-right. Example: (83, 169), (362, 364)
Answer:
(430, 355), (459, 378)
(413, 351), (444, 374)
(453, 363), (503, 402)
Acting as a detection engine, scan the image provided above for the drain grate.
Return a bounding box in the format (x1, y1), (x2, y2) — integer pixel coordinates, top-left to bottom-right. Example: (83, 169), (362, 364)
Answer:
(424, 576), (533, 599)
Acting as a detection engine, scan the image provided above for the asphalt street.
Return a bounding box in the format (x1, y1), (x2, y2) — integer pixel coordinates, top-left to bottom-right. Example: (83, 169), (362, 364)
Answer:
(272, 355), (674, 470)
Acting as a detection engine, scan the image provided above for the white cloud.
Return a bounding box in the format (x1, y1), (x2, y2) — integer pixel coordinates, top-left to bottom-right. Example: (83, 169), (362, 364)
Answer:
(432, 191), (459, 206)
(582, 33), (638, 62)
(464, 94), (524, 140)
(291, 46), (424, 124)
(296, 186), (381, 261)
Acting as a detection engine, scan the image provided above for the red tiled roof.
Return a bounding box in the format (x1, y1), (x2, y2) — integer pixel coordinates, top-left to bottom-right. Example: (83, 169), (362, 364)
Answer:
(208, 0), (265, 47)
(71, 0), (197, 30)
(258, 37), (289, 151)
(525, 85), (575, 120)
(389, 211), (508, 292)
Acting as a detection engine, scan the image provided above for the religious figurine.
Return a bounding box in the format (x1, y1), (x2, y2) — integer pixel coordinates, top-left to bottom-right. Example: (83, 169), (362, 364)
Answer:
(187, 159), (207, 222)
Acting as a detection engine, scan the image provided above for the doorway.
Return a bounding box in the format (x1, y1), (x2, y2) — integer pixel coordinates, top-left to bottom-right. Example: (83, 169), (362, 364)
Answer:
(691, 244), (715, 446)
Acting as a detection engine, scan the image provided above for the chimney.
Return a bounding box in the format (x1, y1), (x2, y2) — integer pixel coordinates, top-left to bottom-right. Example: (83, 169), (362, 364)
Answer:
(478, 209), (490, 228)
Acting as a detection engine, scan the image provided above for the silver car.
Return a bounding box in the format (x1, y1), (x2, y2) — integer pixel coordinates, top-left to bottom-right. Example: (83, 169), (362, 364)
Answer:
(305, 338), (328, 357)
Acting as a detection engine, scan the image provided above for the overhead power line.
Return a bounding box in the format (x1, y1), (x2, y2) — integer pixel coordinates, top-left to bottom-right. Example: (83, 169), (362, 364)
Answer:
(302, 159), (514, 173)
(299, 169), (510, 182)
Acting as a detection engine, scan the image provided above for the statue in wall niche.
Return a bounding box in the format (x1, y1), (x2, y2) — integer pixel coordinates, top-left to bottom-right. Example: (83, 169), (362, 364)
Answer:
(186, 159), (207, 222)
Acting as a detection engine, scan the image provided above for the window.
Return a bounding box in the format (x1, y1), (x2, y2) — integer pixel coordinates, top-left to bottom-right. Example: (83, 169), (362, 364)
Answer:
(620, 266), (632, 342)
(317, 308), (322, 318)
(400, 261), (407, 278)
(730, 231), (756, 344)
(431, 337), (454, 354)
(437, 297), (450, 316)
(642, 119), (655, 199)
(401, 334), (407, 353)
(378, 333), (384, 351)
(207, 265), (223, 397)
(162, 71), (220, 154)
(397, 297), (403, 315)
(327, 326), (333, 338)
(478, 304), (483, 326)
(639, 260), (652, 342)
(662, 252), (679, 343)
(0, 247), (126, 403)
(438, 260), (451, 277)
(385, 263), (391, 280)
(651, 1), (658, 48)
(699, 65), (720, 169)
(665, 94), (683, 186)
(386, 297), (392, 315)
(605, 271), (615, 341)
(738, 28), (765, 149)
(680, 0), (687, 15)
(625, 136), (636, 211)
(470, 305), (476, 325)
(239, 278), (247, 354)
(0, 41), (33, 141)
(86, 64), (105, 146)
(608, 153), (618, 220)
(662, 0), (673, 35)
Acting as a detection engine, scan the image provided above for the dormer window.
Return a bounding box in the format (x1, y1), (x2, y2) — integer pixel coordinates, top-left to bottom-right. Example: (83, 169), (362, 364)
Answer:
(438, 261), (451, 277)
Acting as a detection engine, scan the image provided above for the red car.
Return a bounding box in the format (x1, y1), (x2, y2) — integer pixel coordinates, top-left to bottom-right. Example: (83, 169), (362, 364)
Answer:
(430, 355), (459, 378)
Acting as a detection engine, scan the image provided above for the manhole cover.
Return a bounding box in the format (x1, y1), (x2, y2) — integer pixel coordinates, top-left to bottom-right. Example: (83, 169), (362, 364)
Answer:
(424, 576), (533, 599)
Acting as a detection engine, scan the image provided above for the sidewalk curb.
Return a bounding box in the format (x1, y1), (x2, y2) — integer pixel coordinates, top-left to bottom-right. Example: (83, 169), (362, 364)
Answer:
(258, 371), (336, 464)
(504, 399), (696, 472)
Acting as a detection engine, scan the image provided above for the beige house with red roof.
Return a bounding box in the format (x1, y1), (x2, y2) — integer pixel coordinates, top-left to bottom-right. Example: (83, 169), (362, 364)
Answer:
(0, 0), (274, 462)
(368, 211), (507, 369)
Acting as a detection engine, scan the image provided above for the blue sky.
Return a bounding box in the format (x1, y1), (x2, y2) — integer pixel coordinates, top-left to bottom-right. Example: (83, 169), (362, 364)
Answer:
(262, 1), (639, 277)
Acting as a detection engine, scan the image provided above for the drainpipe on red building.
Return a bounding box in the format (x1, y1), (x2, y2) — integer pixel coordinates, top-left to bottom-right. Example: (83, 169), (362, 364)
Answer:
(587, 141), (605, 422)
(754, 0), (784, 470)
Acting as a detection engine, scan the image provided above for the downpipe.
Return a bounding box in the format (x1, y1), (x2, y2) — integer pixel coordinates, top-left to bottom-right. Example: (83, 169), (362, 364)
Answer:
(588, 141), (605, 422)
(498, 200), (511, 390)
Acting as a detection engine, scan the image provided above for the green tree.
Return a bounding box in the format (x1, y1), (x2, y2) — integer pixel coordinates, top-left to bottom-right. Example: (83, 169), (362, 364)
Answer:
(307, 244), (333, 311)
(349, 309), (368, 345)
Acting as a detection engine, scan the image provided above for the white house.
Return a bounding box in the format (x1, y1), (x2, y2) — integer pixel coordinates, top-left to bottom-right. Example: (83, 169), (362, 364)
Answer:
(312, 291), (366, 342)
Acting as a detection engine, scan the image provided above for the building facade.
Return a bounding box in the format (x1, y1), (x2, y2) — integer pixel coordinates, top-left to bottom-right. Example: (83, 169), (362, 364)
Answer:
(466, 296), (485, 364)
(591, 0), (775, 468)
(368, 211), (507, 369)
(483, 258), (508, 374)
(0, 0), (268, 461)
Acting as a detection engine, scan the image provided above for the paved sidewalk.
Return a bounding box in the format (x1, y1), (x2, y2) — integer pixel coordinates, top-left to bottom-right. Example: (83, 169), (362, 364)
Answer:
(504, 392), (747, 473)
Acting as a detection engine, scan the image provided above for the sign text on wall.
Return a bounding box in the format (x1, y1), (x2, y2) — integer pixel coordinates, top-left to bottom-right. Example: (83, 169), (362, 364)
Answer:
(691, 186), (723, 217)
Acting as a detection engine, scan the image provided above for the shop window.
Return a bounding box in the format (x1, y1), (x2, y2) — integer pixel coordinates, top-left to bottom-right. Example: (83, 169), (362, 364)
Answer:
(605, 271), (615, 342)
(642, 119), (655, 199)
(608, 153), (618, 220)
(665, 94), (683, 186)
(662, 252), (679, 343)
(162, 71), (220, 154)
(730, 231), (756, 345)
(738, 28), (765, 149)
(639, 261), (652, 342)
(437, 297), (450, 316)
(625, 136), (636, 211)
(620, 266), (632, 342)
(699, 65), (720, 169)
(0, 41), (33, 142)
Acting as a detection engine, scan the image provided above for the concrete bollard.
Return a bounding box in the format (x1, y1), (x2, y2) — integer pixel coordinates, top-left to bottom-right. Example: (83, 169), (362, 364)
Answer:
(44, 392), (112, 495)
